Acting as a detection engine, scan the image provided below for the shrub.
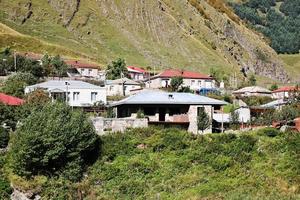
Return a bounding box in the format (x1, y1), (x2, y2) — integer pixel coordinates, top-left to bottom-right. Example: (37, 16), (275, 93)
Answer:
(0, 127), (9, 148)
(257, 127), (280, 137)
(0, 175), (12, 200)
(8, 103), (100, 181)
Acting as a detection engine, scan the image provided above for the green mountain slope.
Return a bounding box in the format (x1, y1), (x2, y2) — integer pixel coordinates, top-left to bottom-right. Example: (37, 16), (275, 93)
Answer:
(0, 0), (290, 82)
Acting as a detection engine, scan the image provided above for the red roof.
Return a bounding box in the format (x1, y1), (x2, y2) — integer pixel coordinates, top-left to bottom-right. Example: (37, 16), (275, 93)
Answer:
(65, 60), (99, 69)
(272, 86), (298, 93)
(0, 93), (24, 106)
(127, 66), (147, 73)
(158, 69), (212, 79)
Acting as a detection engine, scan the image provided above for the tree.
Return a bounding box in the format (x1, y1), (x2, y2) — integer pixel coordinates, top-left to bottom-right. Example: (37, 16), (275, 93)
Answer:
(197, 107), (210, 133)
(1, 72), (38, 98)
(41, 54), (68, 77)
(106, 58), (128, 80)
(269, 83), (278, 91)
(229, 107), (240, 130)
(0, 127), (9, 148)
(170, 76), (183, 91)
(8, 103), (100, 181)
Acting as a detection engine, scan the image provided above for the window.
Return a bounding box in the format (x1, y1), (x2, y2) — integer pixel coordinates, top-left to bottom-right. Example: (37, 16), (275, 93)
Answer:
(91, 92), (97, 101)
(198, 81), (201, 86)
(73, 92), (80, 101)
(88, 69), (92, 75)
(80, 69), (84, 73)
(191, 80), (195, 85)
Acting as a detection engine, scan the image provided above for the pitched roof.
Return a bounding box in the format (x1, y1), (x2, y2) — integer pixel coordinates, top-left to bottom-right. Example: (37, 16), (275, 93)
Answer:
(233, 86), (271, 94)
(157, 69), (212, 79)
(106, 78), (141, 85)
(65, 60), (99, 69)
(111, 91), (227, 106)
(261, 99), (289, 108)
(272, 86), (298, 93)
(26, 80), (103, 91)
(0, 93), (24, 106)
(127, 66), (147, 73)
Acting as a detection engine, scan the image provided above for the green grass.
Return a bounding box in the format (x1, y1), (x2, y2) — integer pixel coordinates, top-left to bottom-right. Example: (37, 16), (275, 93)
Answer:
(6, 127), (298, 199)
(280, 54), (300, 83)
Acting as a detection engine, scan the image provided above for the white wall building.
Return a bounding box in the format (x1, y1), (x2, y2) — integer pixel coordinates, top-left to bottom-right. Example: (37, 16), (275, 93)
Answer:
(145, 69), (215, 90)
(106, 78), (142, 96)
(25, 80), (107, 107)
(272, 86), (298, 99)
(65, 60), (101, 79)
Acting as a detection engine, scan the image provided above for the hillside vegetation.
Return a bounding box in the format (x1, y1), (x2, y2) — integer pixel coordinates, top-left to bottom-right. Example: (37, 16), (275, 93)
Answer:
(1, 127), (299, 199)
(229, 0), (300, 54)
(0, 0), (290, 82)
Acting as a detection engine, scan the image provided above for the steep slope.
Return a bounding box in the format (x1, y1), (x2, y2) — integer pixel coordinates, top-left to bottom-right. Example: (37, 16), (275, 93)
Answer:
(0, 0), (289, 82)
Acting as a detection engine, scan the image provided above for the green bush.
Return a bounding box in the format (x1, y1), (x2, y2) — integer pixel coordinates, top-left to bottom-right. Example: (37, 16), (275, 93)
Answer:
(257, 127), (280, 137)
(0, 127), (9, 148)
(8, 103), (100, 182)
(0, 175), (12, 200)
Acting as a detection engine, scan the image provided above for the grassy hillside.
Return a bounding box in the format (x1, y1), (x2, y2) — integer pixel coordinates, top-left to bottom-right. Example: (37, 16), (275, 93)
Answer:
(280, 54), (300, 82)
(0, 0), (290, 82)
(3, 127), (299, 199)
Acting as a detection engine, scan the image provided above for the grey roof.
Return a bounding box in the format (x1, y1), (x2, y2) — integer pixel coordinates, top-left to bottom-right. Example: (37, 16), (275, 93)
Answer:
(106, 78), (141, 85)
(111, 91), (227, 106)
(233, 86), (271, 94)
(261, 99), (288, 108)
(26, 80), (103, 91)
(213, 113), (230, 123)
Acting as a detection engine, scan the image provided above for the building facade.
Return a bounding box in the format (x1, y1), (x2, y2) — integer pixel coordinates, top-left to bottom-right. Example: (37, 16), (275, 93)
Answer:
(127, 66), (149, 81)
(106, 78), (142, 96)
(25, 80), (106, 107)
(111, 91), (227, 134)
(145, 69), (215, 90)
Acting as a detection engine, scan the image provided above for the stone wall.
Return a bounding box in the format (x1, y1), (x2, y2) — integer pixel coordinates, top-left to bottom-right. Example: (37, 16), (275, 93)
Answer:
(91, 117), (148, 135)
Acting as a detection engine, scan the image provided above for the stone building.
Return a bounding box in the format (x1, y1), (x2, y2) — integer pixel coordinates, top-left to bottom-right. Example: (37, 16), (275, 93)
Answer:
(111, 91), (227, 134)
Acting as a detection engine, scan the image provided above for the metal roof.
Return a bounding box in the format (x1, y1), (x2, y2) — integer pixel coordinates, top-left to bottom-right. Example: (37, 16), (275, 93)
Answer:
(233, 86), (271, 94)
(261, 99), (288, 108)
(111, 91), (227, 106)
(26, 80), (103, 91)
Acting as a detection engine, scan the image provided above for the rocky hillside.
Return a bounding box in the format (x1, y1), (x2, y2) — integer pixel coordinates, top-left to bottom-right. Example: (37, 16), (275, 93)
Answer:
(0, 0), (290, 82)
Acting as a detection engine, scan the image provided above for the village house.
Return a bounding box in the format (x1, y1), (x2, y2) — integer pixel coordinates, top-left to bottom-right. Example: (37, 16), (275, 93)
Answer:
(127, 66), (149, 81)
(65, 60), (105, 80)
(145, 69), (215, 91)
(25, 80), (106, 107)
(106, 78), (142, 96)
(233, 86), (272, 97)
(272, 86), (298, 99)
(111, 91), (227, 134)
(0, 93), (24, 106)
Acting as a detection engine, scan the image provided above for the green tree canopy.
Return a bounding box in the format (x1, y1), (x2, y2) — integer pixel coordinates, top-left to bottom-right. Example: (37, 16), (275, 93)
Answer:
(8, 103), (100, 181)
(197, 107), (210, 133)
(1, 72), (38, 98)
(106, 58), (128, 80)
(170, 76), (183, 91)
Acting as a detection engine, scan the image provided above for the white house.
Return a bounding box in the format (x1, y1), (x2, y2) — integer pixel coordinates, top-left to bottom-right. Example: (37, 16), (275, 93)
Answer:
(145, 69), (215, 90)
(106, 78), (142, 96)
(272, 86), (298, 99)
(127, 66), (149, 81)
(25, 80), (107, 107)
(65, 60), (101, 79)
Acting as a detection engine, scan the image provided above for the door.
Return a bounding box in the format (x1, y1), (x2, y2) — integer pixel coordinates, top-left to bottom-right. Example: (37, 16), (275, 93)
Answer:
(159, 108), (166, 121)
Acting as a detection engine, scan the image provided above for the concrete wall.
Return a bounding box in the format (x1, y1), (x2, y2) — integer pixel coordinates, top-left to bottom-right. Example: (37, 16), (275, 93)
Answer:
(91, 117), (148, 135)
(66, 88), (106, 106)
(106, 84), (142, 96)
(77, 68), (99, 77)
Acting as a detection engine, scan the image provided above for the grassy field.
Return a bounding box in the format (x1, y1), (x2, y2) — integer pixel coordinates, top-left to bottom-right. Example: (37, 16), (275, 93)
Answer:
(3, 127), (299, 199)
(280, 54), (300, 83)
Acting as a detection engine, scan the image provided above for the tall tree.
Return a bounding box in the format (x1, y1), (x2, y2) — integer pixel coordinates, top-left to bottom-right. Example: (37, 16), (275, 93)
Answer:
(170, 76), (183, 91)
(197, 107), (210, 133)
